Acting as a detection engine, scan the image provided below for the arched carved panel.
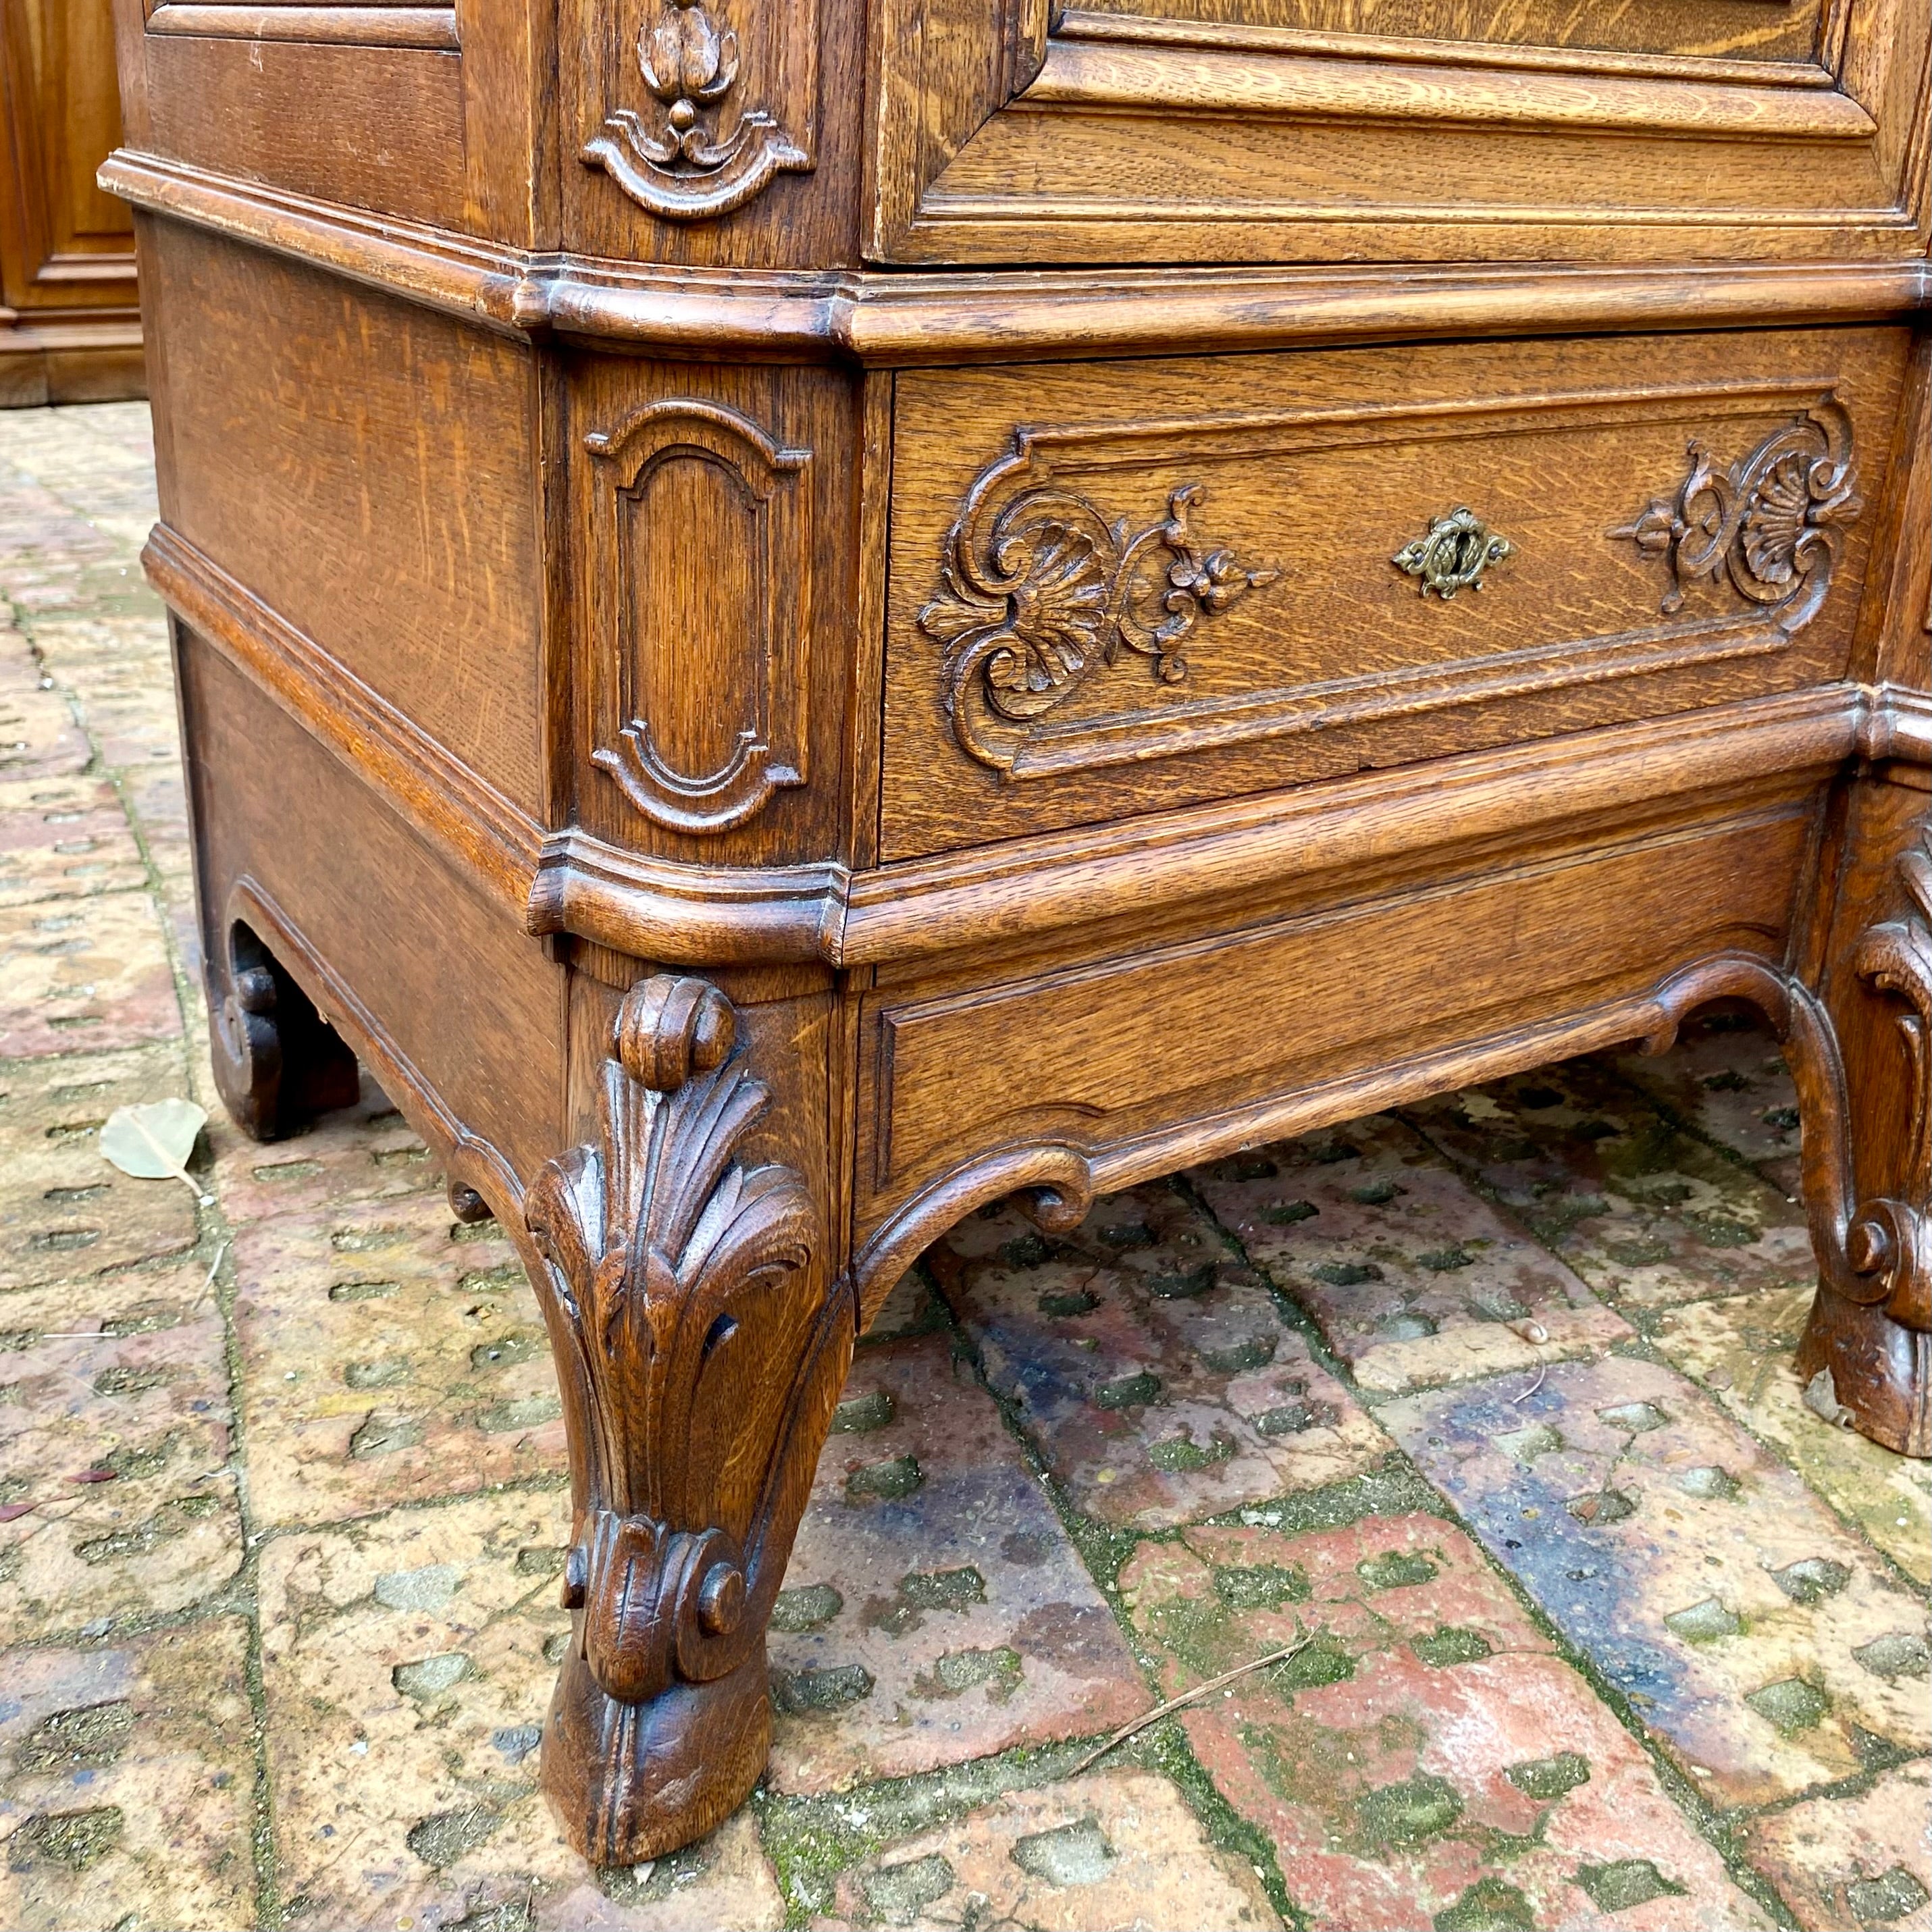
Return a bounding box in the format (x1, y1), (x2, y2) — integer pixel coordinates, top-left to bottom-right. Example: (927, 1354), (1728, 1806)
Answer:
(585, 400), (812, 836)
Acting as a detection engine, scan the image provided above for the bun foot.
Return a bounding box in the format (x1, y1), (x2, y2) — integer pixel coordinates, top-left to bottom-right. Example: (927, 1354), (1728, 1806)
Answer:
(542, 1646), (772, 1866)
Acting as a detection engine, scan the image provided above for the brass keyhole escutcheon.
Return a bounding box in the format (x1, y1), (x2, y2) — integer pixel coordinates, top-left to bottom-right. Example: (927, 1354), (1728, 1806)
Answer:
(1393, 507), (1513, 598)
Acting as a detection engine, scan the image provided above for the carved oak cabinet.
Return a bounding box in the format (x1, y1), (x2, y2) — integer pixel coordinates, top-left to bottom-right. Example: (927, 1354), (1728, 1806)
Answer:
(108, 0), (1930, 1865)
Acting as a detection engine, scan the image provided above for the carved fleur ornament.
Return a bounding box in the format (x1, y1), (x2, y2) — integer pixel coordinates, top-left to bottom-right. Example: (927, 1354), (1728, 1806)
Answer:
(920, 464), (1277, 775)
(582, 0), (809, 220)
(1613, 400), (1860, 635)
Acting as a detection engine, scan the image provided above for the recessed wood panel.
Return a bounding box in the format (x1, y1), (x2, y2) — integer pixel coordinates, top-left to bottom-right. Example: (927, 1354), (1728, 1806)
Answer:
(563, 357), (864, 870)
(149, 223), (544, 815)
(142, 30), (466, 229)
(867, 0), (1930, 263)
(584, 398), (813, 837)
(858, 800), (1811, 1224)
(882, 325), (1910, 859)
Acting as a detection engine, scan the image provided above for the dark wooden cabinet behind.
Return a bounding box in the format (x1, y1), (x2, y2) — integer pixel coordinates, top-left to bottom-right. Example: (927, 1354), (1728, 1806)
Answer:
(105, 0), (1930, 1871)
(1, 0), (142, 404)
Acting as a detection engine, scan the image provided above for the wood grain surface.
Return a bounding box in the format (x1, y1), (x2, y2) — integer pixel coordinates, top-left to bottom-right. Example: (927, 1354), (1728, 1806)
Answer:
(107, 0), (1932, 1867)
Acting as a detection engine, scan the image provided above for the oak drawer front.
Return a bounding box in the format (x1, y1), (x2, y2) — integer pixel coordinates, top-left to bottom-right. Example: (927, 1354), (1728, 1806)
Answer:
(856, 798), (1810, 1230)
(881, 325), (1908, 861)
(868, 0), (1928, 265)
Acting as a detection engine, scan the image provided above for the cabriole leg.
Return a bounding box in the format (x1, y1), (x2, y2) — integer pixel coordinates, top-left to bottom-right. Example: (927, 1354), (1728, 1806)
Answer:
(207, 919), (361, 1141)
(1794, 776), (1932, 1457)
(521, 973), (854, 1863)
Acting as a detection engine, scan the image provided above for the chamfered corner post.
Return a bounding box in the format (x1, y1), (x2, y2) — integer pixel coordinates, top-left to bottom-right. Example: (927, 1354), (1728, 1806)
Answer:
(519, 972), (855, 1863)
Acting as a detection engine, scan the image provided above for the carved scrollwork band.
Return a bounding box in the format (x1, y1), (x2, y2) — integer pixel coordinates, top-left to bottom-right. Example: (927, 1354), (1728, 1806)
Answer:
(920, 447), (1276, 775)
(1612, 400), (1860, 635)
(582, 0), (810, 220)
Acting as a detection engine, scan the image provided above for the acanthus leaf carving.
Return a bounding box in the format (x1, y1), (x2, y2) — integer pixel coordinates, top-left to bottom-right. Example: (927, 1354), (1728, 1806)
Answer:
(583, 0), (810, 221)
(1612, 398), (1861, 635)
(920, 437), (1276, 775)
(523, 974), (841, 1719)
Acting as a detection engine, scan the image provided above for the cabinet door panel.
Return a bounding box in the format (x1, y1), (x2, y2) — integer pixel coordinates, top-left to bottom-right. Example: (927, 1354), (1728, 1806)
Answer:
(0, 0), (135, 309)
(866, 0), (1929, 263)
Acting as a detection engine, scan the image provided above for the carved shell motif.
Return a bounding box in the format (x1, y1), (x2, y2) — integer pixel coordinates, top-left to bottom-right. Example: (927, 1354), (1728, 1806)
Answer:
(1613, 401), (1861, 635)
(920, 476), (1276, 773)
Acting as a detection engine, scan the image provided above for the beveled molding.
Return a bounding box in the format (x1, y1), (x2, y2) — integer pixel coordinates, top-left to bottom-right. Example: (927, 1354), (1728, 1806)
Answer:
(143, 4), (460, 49)
(99, 151), (1932, 363)
(144, 522), (1932, 974)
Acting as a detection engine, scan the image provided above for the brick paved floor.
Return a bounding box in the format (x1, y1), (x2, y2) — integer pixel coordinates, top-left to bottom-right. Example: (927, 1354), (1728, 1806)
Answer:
(0, 401), (1927, 1932)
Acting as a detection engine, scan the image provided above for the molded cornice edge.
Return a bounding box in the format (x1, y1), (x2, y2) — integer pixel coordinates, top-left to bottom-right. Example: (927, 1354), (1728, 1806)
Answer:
(100, 150), (1932, 363)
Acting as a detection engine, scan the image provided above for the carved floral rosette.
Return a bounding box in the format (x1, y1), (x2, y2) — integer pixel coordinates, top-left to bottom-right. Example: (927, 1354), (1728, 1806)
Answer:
(582, 0), (809, 219)
(919, 432), (1278, 774)
(1613, 398), (1861, 635)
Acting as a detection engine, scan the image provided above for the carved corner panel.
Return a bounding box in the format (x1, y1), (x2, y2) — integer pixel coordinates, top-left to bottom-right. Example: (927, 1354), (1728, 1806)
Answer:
(1612, 400), (1862, 638)
(580, 0), (814, 220)
(523, 974), (852, 1860)
(585, 400), (812, 837)
(918, 437), (1278, 775)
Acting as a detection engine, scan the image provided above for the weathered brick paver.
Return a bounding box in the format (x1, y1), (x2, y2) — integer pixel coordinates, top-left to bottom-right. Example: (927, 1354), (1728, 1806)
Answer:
(1383, 1357), (1930, 1807)
(1189, 1116), (1633, 1392)
(930, 1191), (1392, 1528)
(0, 400), (1924, 1932)
(768, 1330), (1149, 1796)
(1745, 1761), (1932, 1932)
(1652, 1284), (1932, 1588)
(1404, 1061), (1816, 1309)
(811, 1769), (1283, 1931)
(1120, 1514), (1771, 1931)
(0, 1619), (256, 1932)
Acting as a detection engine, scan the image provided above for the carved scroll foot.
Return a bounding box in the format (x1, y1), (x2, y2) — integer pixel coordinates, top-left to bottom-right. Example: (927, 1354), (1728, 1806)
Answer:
(1795, 1296), (1931, 1459)
(524, 974), (853, 1863)
(1648, 887), (1932, 1459)
(544, 1648), (773, 1864)
(207, 922), (360, 1141)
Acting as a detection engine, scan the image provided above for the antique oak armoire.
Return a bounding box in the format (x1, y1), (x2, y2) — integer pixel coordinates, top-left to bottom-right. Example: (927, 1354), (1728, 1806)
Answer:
(109, 0), (1930, 1866)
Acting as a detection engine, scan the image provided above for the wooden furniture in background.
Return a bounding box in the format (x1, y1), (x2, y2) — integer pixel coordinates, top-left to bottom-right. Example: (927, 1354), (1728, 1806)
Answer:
(106, 0), (1929, 1867)
(0, 0), (142, 404)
